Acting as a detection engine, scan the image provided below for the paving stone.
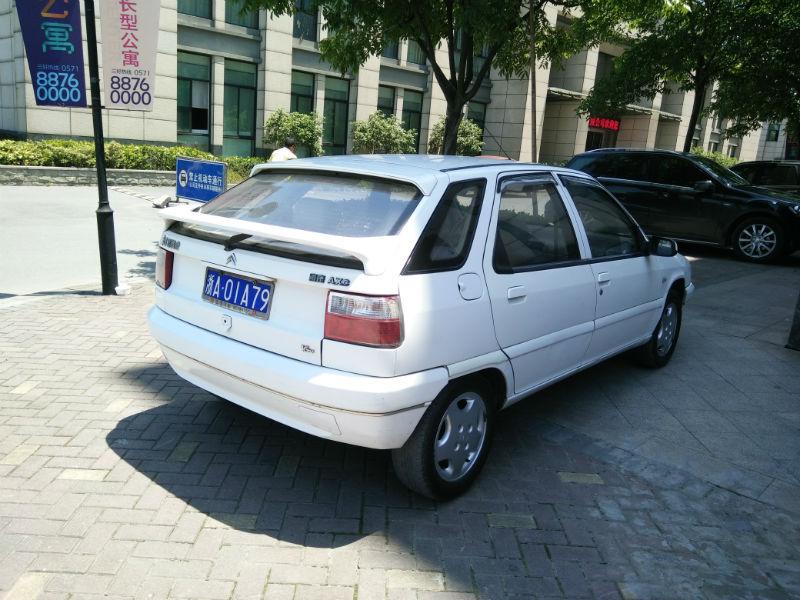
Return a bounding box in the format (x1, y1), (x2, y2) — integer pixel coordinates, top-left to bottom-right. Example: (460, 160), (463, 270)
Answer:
(0, 258), (799, 599)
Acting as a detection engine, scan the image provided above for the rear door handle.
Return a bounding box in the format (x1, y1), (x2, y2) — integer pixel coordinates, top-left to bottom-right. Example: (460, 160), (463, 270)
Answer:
(507, 286), (527, 301)
(597, 272), (611, 284)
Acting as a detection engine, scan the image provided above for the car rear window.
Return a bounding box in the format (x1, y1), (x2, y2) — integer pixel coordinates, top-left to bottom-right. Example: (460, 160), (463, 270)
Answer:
(197, 171), (422, 237)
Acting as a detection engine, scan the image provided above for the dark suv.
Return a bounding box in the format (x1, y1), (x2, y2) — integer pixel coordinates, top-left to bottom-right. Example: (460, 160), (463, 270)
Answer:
(731, 161), (800, 197)
(566, 149), (800, 262)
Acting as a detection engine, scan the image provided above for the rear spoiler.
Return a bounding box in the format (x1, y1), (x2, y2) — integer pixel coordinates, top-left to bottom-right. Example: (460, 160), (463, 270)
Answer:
(158, 205), (397, 276)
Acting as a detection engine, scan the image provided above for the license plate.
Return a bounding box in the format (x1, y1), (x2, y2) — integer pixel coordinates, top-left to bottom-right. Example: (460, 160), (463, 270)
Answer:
(202, 268), (274, 319)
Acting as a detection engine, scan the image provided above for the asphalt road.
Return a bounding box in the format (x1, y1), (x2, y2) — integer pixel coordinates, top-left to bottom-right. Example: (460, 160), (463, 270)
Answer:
(0, 186), (186, 305)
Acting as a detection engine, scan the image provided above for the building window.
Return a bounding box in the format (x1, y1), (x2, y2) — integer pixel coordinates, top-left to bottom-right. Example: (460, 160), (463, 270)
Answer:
(178, 52), (211, 151)
(382, 41), (399, 60)
(712, 114), (724, 131)
(727, 145), (738, 158)
(708, 141), (719, 153)
(293, 0), (317, 41)
(178, 0), (212, 19)
(406, 40), (427, 66)
(226, 0), (258, 28)
(223, 60), (257, 157)
(377, 86), (395, 118)
(595, 53), (614, 83)
(323, 77), (350, 155)
(767, 122), (781, 142)
(402, 89), (423, 151)
(290, 71), (315, 113)
(467, 101), (487, 132)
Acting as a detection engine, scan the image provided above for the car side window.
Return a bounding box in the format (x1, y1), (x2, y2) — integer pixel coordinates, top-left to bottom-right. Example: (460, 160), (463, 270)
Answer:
(404, 179), (486, 274)
(760, 165), (798, 185)
(493, 179), (580, 273)
(562, 176), (641, 259)
(734, 164), (758, 183)
(653, 157), (708, 188)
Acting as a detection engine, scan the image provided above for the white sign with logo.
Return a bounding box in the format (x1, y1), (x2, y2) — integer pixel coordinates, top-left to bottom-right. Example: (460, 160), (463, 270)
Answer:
(100, 0), (160, 111)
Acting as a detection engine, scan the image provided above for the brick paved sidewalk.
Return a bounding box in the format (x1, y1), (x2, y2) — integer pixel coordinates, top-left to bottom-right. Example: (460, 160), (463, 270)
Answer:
(1, 283), (799, 599)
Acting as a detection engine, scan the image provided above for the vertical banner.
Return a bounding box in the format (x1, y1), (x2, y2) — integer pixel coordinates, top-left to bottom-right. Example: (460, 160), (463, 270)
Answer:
(100, 0), (159, 111)
(15, 0), (87, 107)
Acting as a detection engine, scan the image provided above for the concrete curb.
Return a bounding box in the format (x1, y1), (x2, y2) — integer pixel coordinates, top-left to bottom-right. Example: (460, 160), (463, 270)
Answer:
(0, 164), (174, 186)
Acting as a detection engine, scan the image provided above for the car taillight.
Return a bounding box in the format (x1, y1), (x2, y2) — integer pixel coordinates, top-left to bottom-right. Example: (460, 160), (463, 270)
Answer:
(324, 292), (403, 348)
(155, 248), (174, 290)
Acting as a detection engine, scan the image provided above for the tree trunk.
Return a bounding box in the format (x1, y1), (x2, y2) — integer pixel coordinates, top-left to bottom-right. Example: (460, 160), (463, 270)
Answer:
(682, 83), (706, 152)
(442, 102), (464, 155)
(787, 286), (800, 351)
(529, 5), (538, 162)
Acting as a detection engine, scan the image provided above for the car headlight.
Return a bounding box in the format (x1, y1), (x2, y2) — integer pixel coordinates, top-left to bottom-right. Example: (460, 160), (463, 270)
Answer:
(788, 204), (800, 216)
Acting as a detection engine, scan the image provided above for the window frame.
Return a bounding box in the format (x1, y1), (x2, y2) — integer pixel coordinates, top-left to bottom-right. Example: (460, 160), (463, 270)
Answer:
(290, 70), (315, 113)
(377, 85), (396, 118)
(322, 77), (351, 155)
(225, 0), (258, 28)
(223, 59), (257, 157)
(403, 178), (488, 275)
(490, 173), (585, 275)
(293, 0), (317, 42)
(178, 0), (212, 19)
(558, 174), (648, 262)
(177, 51), (212, 151)
(401, 89), (424, 152)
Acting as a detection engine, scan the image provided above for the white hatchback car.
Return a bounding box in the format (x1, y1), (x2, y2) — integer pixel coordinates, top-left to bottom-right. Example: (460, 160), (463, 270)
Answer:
(149, 155), (693, 498)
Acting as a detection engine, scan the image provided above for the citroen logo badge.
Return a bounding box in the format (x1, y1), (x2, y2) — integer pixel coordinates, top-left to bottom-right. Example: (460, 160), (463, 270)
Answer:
(226, 253), (237, 266)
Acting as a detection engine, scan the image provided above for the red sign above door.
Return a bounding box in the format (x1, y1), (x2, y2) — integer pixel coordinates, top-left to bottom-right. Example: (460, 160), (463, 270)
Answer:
(588, 117), (620, 131)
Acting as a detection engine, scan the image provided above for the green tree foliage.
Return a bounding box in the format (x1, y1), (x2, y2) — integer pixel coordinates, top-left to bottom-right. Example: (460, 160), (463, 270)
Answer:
(709, 0), (800, 139)
(578, 0), (795, 152)
(690, 147), (737, 169)
(264, 109), (323, 156)
(428, 117), (485, 156)
(243, 0), (643, 155)
(352, 113), (417, 154)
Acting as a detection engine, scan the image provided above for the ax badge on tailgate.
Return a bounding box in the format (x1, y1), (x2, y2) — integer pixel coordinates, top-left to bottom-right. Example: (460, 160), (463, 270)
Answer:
(309, 273), (351, 287)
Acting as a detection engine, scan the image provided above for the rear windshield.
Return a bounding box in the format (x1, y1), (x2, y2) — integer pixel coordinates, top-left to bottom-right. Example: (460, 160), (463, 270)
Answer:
(198, 171), (422, 237)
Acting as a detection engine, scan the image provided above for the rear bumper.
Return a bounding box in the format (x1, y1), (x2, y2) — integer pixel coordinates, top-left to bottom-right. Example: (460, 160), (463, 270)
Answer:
(147, 306), (448, 449)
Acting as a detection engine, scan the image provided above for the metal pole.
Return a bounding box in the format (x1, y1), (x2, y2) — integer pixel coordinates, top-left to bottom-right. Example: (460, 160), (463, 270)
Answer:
(84, 0), (118, 295)
(787, 287), (800, 351)
(529, 3), (537, 163)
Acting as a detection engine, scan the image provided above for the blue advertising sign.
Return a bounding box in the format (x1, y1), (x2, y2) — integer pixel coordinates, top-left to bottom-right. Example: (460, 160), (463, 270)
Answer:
(176, 157), (227, 203)
(15, 0), (87, 107)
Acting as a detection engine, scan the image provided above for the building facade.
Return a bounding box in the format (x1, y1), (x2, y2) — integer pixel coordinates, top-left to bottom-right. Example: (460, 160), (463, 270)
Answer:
(0, 0), (793, 163)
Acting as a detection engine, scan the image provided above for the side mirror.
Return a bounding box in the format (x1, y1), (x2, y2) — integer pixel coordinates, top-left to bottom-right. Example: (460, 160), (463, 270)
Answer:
(694, 180), (715, 193)
(649, 236), (678, 257)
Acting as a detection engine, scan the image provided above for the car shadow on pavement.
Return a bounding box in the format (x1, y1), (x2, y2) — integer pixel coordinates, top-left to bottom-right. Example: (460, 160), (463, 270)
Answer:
(107, 362), (613, 551)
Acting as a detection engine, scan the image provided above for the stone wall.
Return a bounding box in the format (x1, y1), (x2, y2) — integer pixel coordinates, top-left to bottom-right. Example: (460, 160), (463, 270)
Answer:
(0, 165), (174, 186)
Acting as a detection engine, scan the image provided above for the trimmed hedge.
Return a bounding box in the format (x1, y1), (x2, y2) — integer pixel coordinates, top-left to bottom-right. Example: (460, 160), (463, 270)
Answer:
(0, 139), (263, 181)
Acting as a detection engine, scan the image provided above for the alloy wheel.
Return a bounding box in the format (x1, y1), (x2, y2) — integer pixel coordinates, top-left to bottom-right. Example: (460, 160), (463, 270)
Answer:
(738, 223), (777, 259)
(656, 302), (678, 357)
(434, 392), (488, 482)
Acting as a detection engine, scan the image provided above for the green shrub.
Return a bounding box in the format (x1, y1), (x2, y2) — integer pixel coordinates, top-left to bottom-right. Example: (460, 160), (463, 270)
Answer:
(264, 109), (323, 156)
(690, 147), (738, 169)
(0, 138), (264, 182)
(352, 112), (417, 154)
(427, 117), (484, 156)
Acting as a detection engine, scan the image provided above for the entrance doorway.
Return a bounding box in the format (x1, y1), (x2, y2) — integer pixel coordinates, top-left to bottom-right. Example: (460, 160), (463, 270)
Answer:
(585, 128), (617, 151)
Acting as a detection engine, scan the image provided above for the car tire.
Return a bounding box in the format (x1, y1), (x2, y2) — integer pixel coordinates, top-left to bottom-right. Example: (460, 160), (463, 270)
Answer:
(635, 291), (682, 368)
(391, 377), (496, 499)
(731, 217), (785, 262)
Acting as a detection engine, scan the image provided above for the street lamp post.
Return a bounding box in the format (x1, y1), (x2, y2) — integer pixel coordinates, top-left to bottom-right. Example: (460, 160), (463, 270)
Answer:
(84, 0), (119, 295)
